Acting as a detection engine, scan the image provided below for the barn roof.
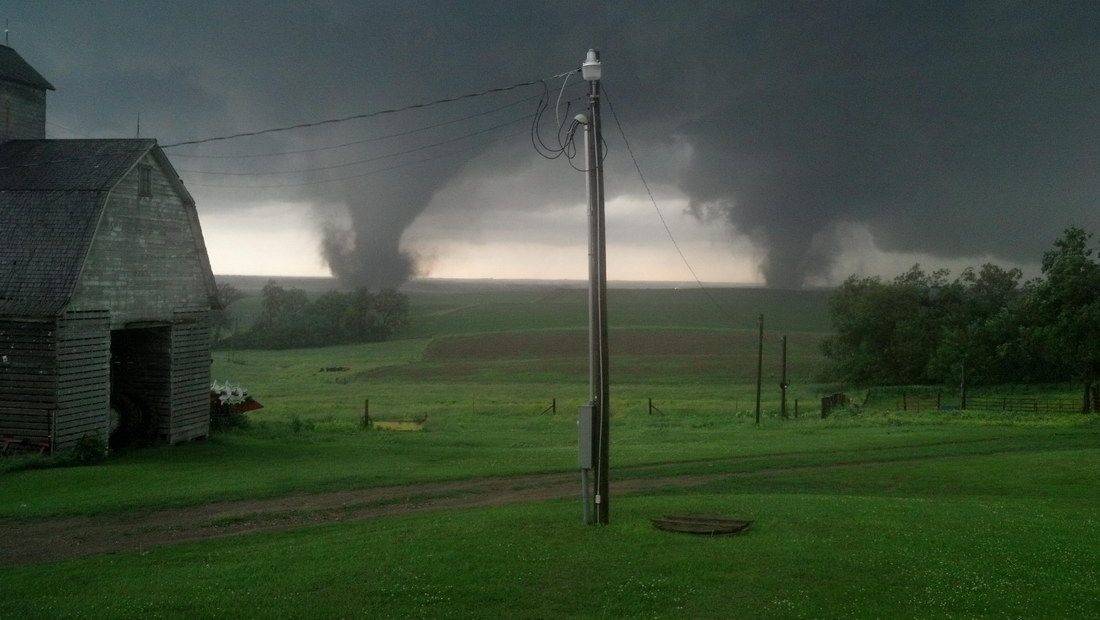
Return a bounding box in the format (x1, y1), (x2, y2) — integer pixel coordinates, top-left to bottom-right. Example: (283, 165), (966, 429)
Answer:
(0, 190), (104, 316)
(0, 139), (215, 317)
(0, 44), (55, 90)
(0, 139), (157, 190)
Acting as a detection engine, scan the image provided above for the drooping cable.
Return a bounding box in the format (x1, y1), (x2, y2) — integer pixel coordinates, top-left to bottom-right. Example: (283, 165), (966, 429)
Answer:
(169, 84), (586, 160)
(162, 69), (577, 149)
(603, 88), (736, 320)
(180, 112), (539, 176)
(185, 125), (533, 189)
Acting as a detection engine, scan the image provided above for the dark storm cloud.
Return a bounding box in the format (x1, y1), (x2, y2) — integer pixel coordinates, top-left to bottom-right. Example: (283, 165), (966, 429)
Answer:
(8, 1), (1098, 287)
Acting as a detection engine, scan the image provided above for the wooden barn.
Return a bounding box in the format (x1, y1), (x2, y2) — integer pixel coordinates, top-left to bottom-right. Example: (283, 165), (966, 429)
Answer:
(0, 44), (219, 452)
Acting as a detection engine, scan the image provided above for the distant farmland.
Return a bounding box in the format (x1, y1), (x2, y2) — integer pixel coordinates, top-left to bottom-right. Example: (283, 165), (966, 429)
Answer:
(221, 277), (834, 338)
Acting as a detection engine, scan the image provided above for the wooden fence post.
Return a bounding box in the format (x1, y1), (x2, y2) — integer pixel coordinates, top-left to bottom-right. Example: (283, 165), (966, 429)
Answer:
(902, 391), (908, 411)
(362, 398), (372, 429)
(794, 399), (799, 418)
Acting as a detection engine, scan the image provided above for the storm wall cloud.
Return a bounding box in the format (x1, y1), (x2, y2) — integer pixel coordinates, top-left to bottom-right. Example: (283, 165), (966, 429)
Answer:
(9, 1), (1097, 287)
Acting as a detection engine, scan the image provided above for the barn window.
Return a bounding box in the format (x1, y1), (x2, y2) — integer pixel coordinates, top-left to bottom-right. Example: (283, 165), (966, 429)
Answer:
(139, 165), (153, 197)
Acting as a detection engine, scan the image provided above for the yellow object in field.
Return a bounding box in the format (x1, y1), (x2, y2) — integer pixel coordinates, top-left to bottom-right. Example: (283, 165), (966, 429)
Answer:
(373, 420), (424, 432)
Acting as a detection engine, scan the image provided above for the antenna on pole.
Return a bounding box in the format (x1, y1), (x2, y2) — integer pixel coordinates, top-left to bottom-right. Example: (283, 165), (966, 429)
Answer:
(136, 113), (141, 138)
(4, 20), (10, 46)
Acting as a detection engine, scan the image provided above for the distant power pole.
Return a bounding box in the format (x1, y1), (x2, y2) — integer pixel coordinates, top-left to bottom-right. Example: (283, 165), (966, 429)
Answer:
(579, 49), (609, 526)
(755, 314), (764, 424)
(780, 335), (788, 419)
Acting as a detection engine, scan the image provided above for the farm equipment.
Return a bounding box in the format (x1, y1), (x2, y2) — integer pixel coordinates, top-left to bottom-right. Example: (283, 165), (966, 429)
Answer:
(210, 381), (263, 420)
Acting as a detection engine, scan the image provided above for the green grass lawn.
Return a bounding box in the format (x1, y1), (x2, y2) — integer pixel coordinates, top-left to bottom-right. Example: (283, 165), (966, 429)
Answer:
(0, 331), (1092, 520)
(3, 445), (1096, 617)
(2, 285), (1097, 617)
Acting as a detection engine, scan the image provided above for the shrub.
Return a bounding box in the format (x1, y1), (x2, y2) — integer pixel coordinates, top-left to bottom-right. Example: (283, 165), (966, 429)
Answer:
(69, 433), (108, 465)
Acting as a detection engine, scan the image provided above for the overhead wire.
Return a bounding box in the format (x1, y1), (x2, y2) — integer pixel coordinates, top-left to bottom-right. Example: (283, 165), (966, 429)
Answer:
(185, 125), (535, 189)
(168, 83), (587, 160)
(179, 110), (550, 176)
(162, 69), (578, 149)
(603, 87), (737, 320)
(0, 72), (584, 173)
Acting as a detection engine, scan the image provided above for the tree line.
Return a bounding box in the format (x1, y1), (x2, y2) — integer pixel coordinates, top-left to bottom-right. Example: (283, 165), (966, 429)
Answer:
(823, 227), (1099, 403)
(217, 282), (410, 349)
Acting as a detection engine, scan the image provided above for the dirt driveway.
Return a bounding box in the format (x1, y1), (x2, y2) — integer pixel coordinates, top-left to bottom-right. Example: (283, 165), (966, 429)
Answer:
(0, 438), (1054, 567)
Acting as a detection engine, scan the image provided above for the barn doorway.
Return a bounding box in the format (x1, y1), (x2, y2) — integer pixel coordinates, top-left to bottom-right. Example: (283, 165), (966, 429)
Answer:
(109, 326), (172, 447)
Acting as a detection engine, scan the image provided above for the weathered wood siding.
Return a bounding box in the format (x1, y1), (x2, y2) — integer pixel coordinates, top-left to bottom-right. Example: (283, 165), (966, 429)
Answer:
(0, 81), (46, 142)
(0, 319), (56, 447)
(67, 152), (211, 327)
(3, 150), (215, 450)
(53, 310), (110, 450)
(169, 310), (211, 442)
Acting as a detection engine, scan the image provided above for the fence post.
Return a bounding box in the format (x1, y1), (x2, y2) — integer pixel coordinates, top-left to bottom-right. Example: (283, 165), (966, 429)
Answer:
(362, 398), (372, 429)
(902, 391), (908, 411)
(552, 397), (557, 414)
(960, 362), (968, 410)
(794, 399), (799, 418)
(648, 398), (653, 415)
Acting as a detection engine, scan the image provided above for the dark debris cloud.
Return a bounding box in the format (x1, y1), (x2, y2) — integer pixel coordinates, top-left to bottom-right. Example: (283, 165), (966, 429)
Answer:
(9, 1), (1098, 287)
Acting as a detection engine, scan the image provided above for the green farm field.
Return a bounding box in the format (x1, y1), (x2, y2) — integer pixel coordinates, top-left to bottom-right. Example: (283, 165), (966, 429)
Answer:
(1, 284), (1097, 617)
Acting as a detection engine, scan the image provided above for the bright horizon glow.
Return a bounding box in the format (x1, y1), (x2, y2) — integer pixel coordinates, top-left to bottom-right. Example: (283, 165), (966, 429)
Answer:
(198, 201), (1036, 285)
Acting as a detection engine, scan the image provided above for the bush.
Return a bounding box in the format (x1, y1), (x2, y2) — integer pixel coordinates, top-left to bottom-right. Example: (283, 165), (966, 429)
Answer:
(288, 415), (315, 435)
(210, 410), (251, 432)
(69, 433), (108, 465)
(4, 434), (109, 473)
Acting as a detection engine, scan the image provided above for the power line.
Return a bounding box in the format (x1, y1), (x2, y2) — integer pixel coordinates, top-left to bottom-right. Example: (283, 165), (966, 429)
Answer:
(178, 111), (541, 176)
(0, 86), (583, 173)
(603, 89), (736, 321)
(167, 86), (584, 160)
(185, 125), (532, 189)
(162, 69), (577, 149)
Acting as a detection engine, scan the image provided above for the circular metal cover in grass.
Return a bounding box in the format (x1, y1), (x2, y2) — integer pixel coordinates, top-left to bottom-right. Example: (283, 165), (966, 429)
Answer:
(651, 515), (752, 535)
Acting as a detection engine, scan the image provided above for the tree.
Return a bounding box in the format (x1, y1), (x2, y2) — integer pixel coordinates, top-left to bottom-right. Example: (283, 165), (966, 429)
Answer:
(212, 282), (245, 337)
(926, 264), (1023, 387)
(822, 265), (955, 385)
(1025, 227), (1100, 411)
(221, 283), (411, 349)
(823, 226), (1098, 399)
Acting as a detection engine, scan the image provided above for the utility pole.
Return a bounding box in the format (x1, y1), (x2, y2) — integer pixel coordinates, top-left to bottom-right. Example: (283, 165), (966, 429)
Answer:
(779, 335), (788, 419)
(579, 49), (609, 525)
(755, 314), (764, 424)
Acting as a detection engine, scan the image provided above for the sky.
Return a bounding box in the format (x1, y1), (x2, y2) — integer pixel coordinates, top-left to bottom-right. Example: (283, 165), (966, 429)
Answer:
(5, 1), (1097, 287)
